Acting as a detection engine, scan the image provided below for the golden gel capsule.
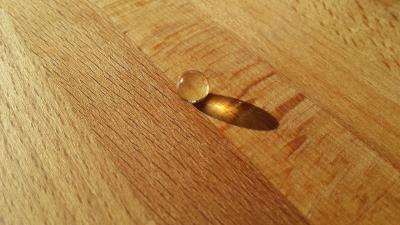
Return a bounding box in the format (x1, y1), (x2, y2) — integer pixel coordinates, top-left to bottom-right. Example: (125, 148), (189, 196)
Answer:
(177, 70), (209, 103)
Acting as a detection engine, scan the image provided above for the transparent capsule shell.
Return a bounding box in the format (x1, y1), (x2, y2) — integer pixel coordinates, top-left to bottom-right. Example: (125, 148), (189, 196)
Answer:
(177, 70), (209, 103)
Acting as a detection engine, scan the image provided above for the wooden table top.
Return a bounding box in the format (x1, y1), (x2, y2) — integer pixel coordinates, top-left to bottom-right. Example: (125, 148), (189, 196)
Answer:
(1, 0), (399, 224)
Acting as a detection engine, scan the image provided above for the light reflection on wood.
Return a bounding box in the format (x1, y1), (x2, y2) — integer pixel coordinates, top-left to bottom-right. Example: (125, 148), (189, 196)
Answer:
(194, 94), (279, 131)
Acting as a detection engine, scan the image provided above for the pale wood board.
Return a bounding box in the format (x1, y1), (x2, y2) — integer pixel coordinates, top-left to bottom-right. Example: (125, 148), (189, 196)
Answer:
(1, 0), (400, 224)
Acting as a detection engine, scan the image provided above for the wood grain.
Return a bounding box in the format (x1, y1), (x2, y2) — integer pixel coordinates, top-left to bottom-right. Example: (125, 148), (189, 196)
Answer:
(0, 11), (155, 225)
(94, 0), (400, 225)
(0, 1), (310, 225)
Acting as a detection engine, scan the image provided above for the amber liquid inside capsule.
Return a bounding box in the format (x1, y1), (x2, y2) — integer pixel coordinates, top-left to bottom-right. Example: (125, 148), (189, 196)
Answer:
(177, 70), (209, 103)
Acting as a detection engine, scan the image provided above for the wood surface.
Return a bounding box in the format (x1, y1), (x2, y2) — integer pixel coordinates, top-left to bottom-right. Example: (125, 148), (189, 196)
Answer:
(1, 0), (400, 224)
